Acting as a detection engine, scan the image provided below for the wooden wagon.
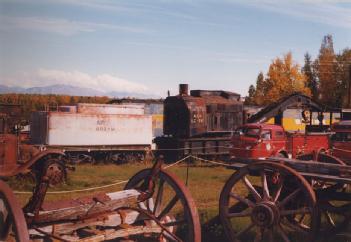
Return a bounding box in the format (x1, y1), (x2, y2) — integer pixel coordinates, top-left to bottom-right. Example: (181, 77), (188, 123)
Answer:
(219, 153), (351, 242)
(0, 157), (201, 242)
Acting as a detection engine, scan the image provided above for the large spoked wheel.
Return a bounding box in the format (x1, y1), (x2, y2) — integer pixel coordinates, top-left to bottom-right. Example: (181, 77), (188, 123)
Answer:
(0, 180), (29, 242)
(219, 161), (318, 242)
(124, 168), (201, 242)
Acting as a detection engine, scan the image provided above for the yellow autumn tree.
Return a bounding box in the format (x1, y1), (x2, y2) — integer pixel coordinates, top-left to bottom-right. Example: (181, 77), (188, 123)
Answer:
(264, 52), (311, 104)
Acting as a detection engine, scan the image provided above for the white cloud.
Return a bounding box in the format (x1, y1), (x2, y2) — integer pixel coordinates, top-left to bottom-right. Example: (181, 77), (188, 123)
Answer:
(231, 1), (351, 29)
(0, 16), (149, 36)
(3, 69), (149, 94)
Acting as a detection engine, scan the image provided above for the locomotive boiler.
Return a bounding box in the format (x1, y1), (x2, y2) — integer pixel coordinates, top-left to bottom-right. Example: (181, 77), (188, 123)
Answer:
(155, 84), (243, 161)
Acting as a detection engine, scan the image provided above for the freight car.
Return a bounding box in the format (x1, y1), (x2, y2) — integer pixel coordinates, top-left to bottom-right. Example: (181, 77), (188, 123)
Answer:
(30, 103), (153, 164)
(154, 84), (243, 161)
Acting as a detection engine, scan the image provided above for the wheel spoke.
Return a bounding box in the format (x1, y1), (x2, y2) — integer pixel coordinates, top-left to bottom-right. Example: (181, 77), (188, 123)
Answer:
(280, 207), (311, 216)
(242, 176), (262, 202)
(230, 192), (255, 208)
(161, 229), (182, 242)
(273, 180), (283, 202)
(163, 218), (186, 227)
(254, 227), (264, 242)
(236, 222), (255, 238)
(281, 218), (308, 234)
(276, 224), (291, 242)
(261, 171), (270, 200)
(228, 209), (252, 218)
(279, 188), (301, 208)
(325, 212), (336, 227)
(153, 179), (165, 215)
(157, 195), (179, 220)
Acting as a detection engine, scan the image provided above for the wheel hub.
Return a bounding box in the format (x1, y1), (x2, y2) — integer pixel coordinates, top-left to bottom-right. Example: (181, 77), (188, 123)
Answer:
(251, 202), (279, 227)
(45, 163), (64, 186)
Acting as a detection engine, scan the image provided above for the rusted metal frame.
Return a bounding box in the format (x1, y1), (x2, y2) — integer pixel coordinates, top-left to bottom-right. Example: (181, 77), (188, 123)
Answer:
(0, 180), (30, 242)
(24, 177), (50, 224)
(0, 149), (66, 177)
(118, 206), (183, 242)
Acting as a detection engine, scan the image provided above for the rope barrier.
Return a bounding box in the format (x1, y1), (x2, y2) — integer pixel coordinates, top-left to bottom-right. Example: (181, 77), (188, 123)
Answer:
(13, 156), (193, 195)
(14, 180), (129, 195)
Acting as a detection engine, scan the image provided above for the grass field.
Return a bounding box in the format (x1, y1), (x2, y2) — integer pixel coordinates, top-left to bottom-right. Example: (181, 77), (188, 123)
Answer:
(8, 163), (233, 241)
(7, 162), (351, 242)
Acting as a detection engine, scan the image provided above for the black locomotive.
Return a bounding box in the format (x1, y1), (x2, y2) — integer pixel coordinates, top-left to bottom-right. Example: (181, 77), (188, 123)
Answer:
(154, 84), (243, 161)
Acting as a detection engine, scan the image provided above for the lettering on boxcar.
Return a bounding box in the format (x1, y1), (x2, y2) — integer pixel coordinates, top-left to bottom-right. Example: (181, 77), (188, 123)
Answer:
(96, 119), (115, 132)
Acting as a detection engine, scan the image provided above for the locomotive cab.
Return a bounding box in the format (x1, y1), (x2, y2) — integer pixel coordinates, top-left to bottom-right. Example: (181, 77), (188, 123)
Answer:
(156, 84), (243, 161)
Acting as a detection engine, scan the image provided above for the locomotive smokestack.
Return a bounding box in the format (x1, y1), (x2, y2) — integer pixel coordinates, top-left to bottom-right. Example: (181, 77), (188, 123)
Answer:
(179, 84), (189, 96)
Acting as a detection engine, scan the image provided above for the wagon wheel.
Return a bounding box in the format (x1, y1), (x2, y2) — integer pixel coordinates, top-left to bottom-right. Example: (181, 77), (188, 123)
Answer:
(298, 152), (351, 238)
(0, 180), (29, 242)
(38, 157), (66, 187)
(124, 168), (201, 242)
(219, 161), (318, 242)
(314, 153), (351, 238)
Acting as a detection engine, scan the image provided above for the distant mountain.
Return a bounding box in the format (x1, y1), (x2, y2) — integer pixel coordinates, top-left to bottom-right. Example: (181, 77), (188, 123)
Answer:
(0, 84), (159, 98)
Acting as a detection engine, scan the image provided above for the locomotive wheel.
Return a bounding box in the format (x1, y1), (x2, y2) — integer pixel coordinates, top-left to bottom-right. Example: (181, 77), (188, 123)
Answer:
(124, 168), (201, 242)
(219, 161), (317, 242)
(39, 158), (66, 187)
(0, 180), (29, 242)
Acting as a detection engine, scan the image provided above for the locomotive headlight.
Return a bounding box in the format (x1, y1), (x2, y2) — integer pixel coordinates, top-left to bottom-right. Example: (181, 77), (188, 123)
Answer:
(245, 146), (252, 150)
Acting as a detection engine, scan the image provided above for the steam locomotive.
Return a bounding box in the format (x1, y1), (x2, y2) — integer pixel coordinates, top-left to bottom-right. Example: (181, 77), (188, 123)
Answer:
(154, 84), (243, 161)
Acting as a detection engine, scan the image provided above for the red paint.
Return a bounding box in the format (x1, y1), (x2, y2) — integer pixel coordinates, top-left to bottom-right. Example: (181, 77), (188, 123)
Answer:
(230, 123), (329, 159)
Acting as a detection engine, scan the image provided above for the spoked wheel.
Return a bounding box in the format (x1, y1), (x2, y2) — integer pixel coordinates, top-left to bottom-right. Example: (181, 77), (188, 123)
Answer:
(298, 152), (351, 238)
(0, 180), (29, 242)
(124, 168), (201, 242)
(219, 161), (318, 242)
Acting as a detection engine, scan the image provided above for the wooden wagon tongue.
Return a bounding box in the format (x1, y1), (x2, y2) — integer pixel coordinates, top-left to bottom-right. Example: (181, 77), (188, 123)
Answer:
(24, 156), (165, 224)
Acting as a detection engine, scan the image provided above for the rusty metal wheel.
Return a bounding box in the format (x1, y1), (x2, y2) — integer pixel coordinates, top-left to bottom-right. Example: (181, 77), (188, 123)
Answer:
(39, 158), (66, 187)
(219, 161), (318, 242)
(125, 169), (201, 242)
(0, 180), (29, 242)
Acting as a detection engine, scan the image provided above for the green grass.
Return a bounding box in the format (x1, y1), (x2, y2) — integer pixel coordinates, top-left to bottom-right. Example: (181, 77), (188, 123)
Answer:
(6, 163), (351, 242)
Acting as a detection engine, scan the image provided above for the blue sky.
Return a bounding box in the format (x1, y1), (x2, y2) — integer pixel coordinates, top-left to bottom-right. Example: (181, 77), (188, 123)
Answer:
(0, 0), (350, 97)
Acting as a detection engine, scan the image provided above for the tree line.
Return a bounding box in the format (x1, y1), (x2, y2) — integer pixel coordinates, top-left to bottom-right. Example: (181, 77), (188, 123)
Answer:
(0, 94), (110, 121)
(245, 35), (351, 108)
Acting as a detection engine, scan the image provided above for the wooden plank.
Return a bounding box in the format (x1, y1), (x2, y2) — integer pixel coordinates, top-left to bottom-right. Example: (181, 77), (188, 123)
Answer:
(34, 190), (140, 223)
(59, 225), (162, 241)
(29, 209), (144, 235)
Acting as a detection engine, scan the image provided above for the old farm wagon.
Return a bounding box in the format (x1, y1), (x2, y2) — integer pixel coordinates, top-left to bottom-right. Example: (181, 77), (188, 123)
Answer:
(219, 152), (351, 242)
(0, 157), (201, 241)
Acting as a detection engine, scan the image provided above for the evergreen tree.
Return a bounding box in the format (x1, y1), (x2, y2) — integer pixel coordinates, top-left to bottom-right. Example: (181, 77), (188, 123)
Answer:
(245, 85), (256, 105)
(302, 52), (318, 100)
(253, 72), (266, 105)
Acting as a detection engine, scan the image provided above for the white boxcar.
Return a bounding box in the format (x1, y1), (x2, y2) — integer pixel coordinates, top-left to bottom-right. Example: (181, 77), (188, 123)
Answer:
(76, 103), (144, 115)
(31, 112), (152, 146)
